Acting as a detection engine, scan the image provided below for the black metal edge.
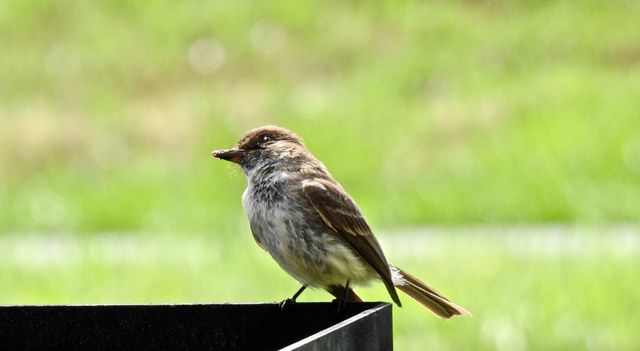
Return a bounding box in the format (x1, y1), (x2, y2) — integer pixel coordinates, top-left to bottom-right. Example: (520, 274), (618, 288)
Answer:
(0, 302), (275, 308)
(0, 302), (382, 308)
(0, 302), (392, 351)
(280, 302), (392, 351)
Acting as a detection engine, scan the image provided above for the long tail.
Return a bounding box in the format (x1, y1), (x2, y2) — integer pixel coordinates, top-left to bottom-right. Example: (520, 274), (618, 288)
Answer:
(391, 265), (471, 319)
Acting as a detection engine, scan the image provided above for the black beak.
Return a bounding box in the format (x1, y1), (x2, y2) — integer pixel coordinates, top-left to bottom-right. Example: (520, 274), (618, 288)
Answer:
(212, 148), (244, 164)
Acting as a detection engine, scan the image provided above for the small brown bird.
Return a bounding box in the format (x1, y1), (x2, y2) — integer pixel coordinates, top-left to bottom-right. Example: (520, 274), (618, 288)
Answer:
(212, 125), (470, 318)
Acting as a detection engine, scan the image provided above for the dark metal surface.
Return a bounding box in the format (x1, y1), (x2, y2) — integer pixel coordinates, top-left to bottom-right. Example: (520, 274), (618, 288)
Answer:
(285, 303), (392, 351)
(0, 302), (392, 351)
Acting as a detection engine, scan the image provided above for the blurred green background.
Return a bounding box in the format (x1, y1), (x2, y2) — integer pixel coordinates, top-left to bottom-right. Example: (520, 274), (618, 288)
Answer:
(1, 0), (639, 349)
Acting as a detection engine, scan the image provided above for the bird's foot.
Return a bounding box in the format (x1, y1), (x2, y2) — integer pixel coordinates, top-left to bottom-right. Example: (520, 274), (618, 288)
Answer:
(279, 298), (296, 311)
(331, 297), (348, 314)
(280, 285), (307, 311)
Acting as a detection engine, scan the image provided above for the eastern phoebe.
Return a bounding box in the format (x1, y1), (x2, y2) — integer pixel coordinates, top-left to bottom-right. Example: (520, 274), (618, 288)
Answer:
(212, 125), (470, 319)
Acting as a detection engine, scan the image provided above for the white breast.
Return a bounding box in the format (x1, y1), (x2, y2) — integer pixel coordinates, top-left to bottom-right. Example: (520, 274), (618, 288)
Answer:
(241, 178), (377, 287)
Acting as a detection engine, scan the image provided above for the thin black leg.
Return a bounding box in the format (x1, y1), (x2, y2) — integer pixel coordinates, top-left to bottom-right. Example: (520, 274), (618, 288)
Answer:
(333, 280), (350, 314)
(280, 285), (307, 310)
(290, 285), (307, 301)
(342, 281), (350, 302)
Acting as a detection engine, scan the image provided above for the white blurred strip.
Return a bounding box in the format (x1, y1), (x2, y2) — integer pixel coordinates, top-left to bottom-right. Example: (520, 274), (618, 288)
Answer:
(1, 226), (638, 268)
(380, 225), (640, 259)
(0, 233), (221, 268)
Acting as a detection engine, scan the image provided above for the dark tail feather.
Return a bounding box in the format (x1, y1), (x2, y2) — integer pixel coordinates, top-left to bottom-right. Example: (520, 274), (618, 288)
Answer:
(391, 265), (471, 319)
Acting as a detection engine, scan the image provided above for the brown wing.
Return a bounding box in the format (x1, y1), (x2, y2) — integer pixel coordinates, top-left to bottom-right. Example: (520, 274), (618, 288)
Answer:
(302, 178), (402, 306)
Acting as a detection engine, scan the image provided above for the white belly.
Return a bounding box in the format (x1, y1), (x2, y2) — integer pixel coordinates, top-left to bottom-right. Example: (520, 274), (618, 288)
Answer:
(242, 184), (377, 287)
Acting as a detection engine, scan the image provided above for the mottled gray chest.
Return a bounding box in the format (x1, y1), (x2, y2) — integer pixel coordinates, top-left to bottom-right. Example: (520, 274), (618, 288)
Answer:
(241, 171), (374, 286)
(242, 173), (306, 253)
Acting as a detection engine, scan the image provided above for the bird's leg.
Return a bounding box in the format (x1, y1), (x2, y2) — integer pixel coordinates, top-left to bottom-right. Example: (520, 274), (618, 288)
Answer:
(326, 284), (363, 303)
(291, 284), (307, 301)
(280, 285), (307, 310)
(331, 281), (351, 314)
(342, 281), (351, 302)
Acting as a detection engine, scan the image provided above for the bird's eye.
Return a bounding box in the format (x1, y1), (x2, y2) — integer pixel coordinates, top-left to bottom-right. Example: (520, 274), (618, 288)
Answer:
(259, 135), (272, 144)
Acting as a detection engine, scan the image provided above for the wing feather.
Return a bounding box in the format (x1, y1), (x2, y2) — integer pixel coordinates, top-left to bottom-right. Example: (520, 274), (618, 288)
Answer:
(302, 178), (402, 306)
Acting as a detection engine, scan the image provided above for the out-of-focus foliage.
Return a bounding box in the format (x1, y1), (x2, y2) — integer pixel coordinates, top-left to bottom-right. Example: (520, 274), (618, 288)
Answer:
(2, 2), (639, 350)
(1, 228), (638, 350)
(1, 0), (639, 233)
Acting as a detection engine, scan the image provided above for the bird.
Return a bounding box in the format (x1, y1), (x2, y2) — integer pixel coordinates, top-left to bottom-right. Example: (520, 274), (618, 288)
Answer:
(212, 125), (470, 319)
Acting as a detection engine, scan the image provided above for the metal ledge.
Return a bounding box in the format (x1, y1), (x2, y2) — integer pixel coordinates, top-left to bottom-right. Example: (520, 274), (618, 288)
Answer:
(0, 302), (392, 351)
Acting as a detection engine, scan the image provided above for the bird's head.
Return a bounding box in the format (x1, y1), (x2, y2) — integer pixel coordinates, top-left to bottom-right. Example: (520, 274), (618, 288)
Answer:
(212, 125), (306, 177)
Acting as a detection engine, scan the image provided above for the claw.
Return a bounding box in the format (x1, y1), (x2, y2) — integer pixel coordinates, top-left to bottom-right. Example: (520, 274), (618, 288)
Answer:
(280, 285), (307, 311)
(279, 298), (296, 310)
(331, 297), (348, 314)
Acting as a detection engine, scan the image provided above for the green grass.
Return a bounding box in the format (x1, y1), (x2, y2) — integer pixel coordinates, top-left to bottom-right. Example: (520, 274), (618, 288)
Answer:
(1, 2), (639, 349)
(1, 227), (638, 350)
(1, 0), (640, 232)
